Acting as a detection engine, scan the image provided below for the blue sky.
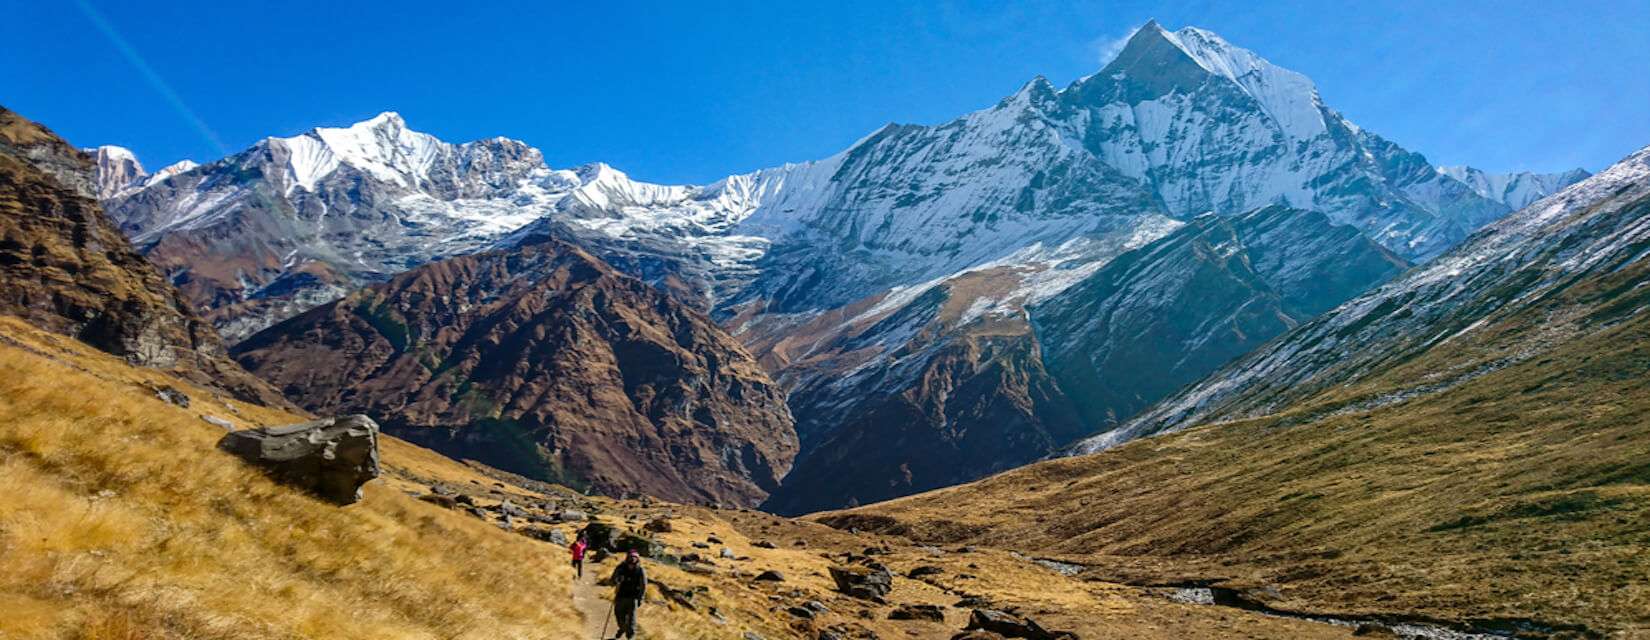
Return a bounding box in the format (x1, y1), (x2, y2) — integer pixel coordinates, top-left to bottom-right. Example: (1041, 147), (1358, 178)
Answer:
(4, 1), (1647, 184)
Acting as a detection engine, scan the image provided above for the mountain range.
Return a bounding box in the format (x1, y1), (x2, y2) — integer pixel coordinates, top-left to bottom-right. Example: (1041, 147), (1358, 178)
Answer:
(832, 140), (1650, 636)
(92, 21), (1591, 512)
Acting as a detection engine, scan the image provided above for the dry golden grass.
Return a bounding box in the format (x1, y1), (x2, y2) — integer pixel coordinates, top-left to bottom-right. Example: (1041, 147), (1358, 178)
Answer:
(0, 316), (581, 640)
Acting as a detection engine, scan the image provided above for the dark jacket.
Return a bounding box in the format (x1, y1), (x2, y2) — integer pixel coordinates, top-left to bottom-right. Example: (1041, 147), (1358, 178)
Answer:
(610, 559), (647, 600)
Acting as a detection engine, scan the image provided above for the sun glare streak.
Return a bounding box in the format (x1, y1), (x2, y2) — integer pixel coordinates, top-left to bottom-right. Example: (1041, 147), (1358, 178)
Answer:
(73, 0), (231, 157)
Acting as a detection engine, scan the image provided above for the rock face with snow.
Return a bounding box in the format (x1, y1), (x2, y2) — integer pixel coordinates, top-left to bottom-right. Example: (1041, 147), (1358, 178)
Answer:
(1439, 165), (1590, 210)
(1088, 144), (1650, 453)
(0, 106), (290, 409)
(1030, 206), (1407, 434)
(230, 229), (797, 507)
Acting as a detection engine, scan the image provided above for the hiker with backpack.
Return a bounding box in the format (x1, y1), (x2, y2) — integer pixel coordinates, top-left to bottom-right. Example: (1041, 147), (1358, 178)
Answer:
(607, 550), (647, 639)
(570, 534), (588, 579)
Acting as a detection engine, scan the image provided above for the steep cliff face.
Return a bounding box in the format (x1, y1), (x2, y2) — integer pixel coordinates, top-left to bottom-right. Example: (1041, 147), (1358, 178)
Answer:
(231, 229), (796, 506)
(1031, 206), (1408, 435)
(0, 106), (289, 408)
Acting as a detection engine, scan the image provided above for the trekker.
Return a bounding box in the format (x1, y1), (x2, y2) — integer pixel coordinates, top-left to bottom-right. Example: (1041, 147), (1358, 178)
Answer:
(608, 550), (647, 639)
(569, 534), (588, 579)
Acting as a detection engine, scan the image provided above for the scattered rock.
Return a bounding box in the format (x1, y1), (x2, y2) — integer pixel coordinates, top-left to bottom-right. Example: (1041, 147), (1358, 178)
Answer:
(558, 509), (588, 522)
(613, 532), (663, 558)
(950, 632), (1007, 640)
(963, 609), (1077, 640)
(720, 547), (737, 559)
(707, 535), (724, 544)
(418, 493), (459, 509)
(454, 493), (477, 506)
(755, 570), (786, 582)
(829, 564), (893, 602)
(652, 579), (705, 610)
(954, 596), (992, 609)
(908, 565), (944, 578)
(216, 415), (380, 504)
(579, 521), (616, 551)
(754, 540), (778, 549)
(496, 499), (526, 518)
(787, 605), (816, 619)
(692, 541), (710, 549)
(643, 516), (673, 533)
(681, 562), (715, 575)
(154, 385), (190, 408)
(889, 603), (945, 622)
(201, 415), (236, 430)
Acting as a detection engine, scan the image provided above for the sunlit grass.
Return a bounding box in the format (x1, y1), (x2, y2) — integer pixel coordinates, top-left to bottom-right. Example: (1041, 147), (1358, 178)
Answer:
(0, 317), (580, 640)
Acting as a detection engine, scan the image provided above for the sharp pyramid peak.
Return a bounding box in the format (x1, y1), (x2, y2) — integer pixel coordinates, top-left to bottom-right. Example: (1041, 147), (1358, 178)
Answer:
(1097, 20), (1328, 139)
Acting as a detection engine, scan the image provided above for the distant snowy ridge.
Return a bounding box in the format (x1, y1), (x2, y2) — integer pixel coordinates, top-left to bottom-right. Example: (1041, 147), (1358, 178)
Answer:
(1439, 165), (1591, 210)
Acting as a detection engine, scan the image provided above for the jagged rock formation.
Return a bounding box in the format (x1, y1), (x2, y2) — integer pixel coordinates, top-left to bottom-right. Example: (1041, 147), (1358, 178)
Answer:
(231, 229), (796, 506)
(0, 105), (290, 408)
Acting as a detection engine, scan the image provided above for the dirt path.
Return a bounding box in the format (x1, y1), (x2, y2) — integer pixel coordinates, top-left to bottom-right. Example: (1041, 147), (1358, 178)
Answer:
(571, 562), (612, 640)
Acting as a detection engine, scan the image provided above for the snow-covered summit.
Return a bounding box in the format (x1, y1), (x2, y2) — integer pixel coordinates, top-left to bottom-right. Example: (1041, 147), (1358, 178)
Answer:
(1150, 22), (1329, 139)
(86, 145), (199, 199)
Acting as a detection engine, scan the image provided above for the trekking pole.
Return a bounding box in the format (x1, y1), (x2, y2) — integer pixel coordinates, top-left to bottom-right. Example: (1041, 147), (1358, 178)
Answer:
(597, 600), (612, 640)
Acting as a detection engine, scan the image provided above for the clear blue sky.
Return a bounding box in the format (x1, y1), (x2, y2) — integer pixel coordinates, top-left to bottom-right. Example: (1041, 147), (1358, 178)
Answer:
(4, 1), (1647, 184)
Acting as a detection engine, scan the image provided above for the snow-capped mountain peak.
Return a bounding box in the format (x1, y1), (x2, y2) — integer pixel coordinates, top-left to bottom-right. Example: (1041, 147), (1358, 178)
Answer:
(266, 111), (445, 192)
(86, 145), (199, 199)
(1103, 20), (1327, 140)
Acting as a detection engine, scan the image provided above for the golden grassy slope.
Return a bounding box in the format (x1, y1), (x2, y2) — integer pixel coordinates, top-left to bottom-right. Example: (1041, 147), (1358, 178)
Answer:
(822, 290), (1650, 636)
(0, 316), (580, 640)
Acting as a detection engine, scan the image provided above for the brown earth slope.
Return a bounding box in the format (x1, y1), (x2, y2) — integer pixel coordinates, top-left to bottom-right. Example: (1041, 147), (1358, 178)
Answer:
(232, 229), (797, 507)
(0, 105), (289, 408)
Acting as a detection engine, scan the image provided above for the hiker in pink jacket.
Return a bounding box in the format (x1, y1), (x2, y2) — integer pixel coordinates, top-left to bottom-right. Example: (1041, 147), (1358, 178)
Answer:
(569, 534), (588, 578)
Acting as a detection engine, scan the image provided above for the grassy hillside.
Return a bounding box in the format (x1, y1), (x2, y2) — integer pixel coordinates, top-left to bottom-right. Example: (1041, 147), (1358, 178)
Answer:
(0, 316), (583, 639)
(820, 264), (1650, 636)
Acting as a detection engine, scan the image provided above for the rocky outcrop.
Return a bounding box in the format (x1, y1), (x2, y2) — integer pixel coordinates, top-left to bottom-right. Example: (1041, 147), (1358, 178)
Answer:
(217, 415), (381, 504)
(0, 106), (291, 408)
(231, 229), (796, 507)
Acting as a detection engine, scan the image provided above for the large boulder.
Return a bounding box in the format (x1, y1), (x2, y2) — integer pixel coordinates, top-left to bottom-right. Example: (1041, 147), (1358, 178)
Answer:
(963, 609), (1077, 640)
(829, 563), (893, 602)
(217, 415), (380, 504)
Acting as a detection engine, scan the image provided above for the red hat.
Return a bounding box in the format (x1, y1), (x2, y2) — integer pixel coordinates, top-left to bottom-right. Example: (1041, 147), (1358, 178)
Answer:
(627, 550), (640, 558)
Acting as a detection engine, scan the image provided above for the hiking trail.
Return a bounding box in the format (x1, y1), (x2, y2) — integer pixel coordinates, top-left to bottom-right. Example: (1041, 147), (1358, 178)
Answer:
(572, 559), (612, 640)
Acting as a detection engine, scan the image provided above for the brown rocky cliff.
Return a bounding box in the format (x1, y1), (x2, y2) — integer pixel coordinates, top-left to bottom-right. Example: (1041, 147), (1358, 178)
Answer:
(0, 106), (292, 409)
(232, 233), (797, 507)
